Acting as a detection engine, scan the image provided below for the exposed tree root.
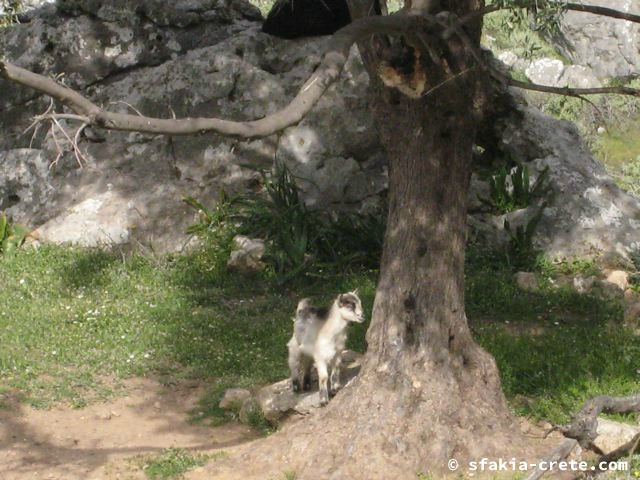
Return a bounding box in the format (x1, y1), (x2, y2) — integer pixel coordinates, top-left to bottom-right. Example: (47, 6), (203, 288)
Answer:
(525, 393), (640, 480)
(560, 394), (640, 448)
(188, 357), (544, 480)
(524, 439), (578, 480)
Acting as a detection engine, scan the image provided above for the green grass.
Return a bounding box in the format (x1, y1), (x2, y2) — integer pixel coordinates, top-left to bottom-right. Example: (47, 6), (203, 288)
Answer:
(0, 242), (375, 413)
(138, 448), (224, 479)
(596, 121), (640, 168)
(466, 247), (639, 424)
(593, 120), (640, 197)
(1, 236), (638, 429)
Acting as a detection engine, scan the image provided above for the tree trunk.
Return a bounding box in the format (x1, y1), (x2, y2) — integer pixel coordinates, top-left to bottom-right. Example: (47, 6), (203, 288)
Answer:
(207, 66), (529, 480)
(201, 85), (533, 480)
(197, 3), (539, 479)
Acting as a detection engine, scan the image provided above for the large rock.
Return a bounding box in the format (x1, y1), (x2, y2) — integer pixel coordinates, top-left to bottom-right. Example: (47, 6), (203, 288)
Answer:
(553, 0), (640, 79)
(525, 58), (565, 87)
(604, 270), (630, 291)
(1, 0), (640, 259)
(227, 236), (266, 273)
(219, 388), (251, 411)
(0, 149), (52, 225)
(255, 350), (362, 423)
(557, 65), (602, 89)
(593, 418), (640, 455)
(0, 1), (384, 251)
(497, 105), (640, 262)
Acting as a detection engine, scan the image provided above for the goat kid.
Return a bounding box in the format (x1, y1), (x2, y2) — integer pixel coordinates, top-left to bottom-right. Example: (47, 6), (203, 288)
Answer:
(287, 291), (364, 406)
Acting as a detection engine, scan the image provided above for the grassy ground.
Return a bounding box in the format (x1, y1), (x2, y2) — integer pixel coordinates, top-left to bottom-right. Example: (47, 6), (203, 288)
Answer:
(0, 240), (374, 412)
(1, 239), (638, 429)
(136, 448), (226, 480)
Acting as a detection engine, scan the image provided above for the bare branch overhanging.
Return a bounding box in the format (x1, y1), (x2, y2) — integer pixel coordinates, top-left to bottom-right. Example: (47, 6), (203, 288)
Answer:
(1, 1), (639, 140)
(1, 14), (437, 138)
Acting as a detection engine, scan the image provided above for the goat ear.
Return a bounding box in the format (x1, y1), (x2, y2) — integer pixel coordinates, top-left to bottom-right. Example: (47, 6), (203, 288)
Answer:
(338, 294), (347, 307)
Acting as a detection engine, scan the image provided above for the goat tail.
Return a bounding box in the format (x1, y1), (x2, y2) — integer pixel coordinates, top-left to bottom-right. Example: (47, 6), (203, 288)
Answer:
(296, 298), (312, 318)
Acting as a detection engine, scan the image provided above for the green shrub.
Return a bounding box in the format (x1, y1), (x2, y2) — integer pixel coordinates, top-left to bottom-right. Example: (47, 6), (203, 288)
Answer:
(504, 207), (544, 271)
(0, 0), (22, 26)
(0, 212), (28, 257)
(185, 163), (385, 283)
(481, 164), (551, 214)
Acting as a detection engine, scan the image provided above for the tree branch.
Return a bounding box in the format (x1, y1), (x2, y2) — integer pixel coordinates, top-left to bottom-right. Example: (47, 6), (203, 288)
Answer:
(505, 78), (640, 98)
(563, 2), (640, 24)
(524, 438), (578, 480)
(451, 0), (640, 37)
(0, 13), (438, 139)
(439, 11), (640, 99)
(559, 393), (640, 448)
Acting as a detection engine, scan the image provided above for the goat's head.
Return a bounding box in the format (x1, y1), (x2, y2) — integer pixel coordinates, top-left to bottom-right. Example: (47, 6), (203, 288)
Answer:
(336, 290), (364, 323)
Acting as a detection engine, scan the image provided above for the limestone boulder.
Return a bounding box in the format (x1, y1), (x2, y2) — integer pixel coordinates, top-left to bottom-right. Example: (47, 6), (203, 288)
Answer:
(553, 0), (640, 79)
(227, 236), (266, 273)
(593, 418), (640, 455)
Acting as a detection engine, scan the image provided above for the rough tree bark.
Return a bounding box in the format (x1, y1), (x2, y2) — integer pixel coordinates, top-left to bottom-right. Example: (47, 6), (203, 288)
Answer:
(202, 2), (538, 478)
(273, 0), (534, 475)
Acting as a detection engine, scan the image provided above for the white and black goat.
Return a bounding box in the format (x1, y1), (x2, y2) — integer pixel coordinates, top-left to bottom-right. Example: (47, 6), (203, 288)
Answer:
(287, 291), (364, 405)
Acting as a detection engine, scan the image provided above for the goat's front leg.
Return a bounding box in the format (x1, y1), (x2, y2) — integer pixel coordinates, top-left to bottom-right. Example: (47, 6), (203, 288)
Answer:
(301, 355), (313, 391)
(316, 360), (329, 406)
(329, 355), (342, 396)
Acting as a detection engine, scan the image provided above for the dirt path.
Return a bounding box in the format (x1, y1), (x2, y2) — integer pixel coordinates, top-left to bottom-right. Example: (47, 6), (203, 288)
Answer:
(0, 378), (256, 480)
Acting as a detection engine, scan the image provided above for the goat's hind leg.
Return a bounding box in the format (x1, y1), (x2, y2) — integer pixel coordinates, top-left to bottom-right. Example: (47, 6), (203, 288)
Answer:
(329, 355), (342, 396)
(287, 338), (303, 392)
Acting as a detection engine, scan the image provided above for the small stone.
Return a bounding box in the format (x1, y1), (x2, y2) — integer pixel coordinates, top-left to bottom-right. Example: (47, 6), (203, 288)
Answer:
(226, 236), (266, 274)
(572, 275), (597, 294)
(219, 388), (251, 411)
(498, 51), (519, 67)
(252, 350), (363, 423)
(514, 272), (539, 293)
(624, 302), (640, 326)
(238, 397), (260, 425)
(604, 270), (629, 291)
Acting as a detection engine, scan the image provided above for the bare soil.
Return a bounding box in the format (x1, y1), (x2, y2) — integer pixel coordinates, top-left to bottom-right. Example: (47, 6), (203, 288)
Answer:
(0, 376), (572, 480)
(0, 378), (257, 480)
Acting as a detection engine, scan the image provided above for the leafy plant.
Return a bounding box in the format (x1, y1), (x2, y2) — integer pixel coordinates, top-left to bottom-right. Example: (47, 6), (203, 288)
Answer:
(235, 163), (314, 280)
(245, 407), (276, 436)
(183, 190), (237, 236)
(483, 2), (567, 60)
(504, 207), (544, 271)
(0, 212), (28, 257)
(617, 155), (640, 196)
(628, 248), (640, 291)
(184, 162), (385, 283)
(481, 164), (551, 214)
(0, 0), (22, 27)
